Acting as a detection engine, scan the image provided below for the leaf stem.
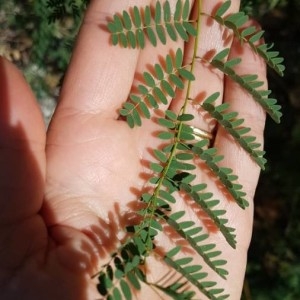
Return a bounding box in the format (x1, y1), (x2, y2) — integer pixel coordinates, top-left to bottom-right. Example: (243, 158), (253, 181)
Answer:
(145, 0), (204, 230)
(181, 0), (202, 114)
(138, 0), (205, 257)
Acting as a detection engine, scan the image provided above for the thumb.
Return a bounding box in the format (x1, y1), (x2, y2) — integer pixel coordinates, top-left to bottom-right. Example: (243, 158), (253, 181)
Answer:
(0, 57), (46, 224)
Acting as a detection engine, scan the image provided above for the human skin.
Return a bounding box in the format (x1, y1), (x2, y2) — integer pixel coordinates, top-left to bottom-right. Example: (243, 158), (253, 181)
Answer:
(0, 0), (266, 299)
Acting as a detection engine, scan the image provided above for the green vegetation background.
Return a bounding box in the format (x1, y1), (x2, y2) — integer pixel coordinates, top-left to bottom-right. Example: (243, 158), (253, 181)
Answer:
(0, 1), (299, 299)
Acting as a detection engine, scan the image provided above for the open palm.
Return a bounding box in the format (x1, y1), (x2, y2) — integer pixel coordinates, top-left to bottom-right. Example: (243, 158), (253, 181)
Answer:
(0, 0), (266, 299)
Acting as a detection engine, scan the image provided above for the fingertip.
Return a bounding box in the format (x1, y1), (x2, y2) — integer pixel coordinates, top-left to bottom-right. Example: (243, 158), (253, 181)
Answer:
(0, 56), (46, 144)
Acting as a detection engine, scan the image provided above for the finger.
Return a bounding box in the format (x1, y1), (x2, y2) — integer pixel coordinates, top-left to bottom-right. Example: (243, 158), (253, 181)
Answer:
(56, 0), (150, 117)
(0, 57), (46, 224)
(215, 33), (267, 200)
(214, 29), (267, 239)
(169, 0), (240, 133)
(204, 26), (267, 300)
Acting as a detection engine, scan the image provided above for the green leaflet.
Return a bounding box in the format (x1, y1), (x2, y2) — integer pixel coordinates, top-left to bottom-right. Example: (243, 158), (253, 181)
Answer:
(215, 1), (231, 18)
(120, 280), (132, 300)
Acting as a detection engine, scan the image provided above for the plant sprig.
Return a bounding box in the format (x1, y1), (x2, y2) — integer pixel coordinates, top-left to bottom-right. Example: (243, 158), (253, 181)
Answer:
(96, 0), (284, 299)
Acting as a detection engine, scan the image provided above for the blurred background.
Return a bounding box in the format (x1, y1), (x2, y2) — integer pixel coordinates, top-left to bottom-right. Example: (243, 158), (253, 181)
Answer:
(0, 1), (299, 299)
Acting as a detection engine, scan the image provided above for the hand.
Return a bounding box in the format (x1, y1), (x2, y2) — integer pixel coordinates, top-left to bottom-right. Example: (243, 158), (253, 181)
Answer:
(0, 0), (266, 299)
